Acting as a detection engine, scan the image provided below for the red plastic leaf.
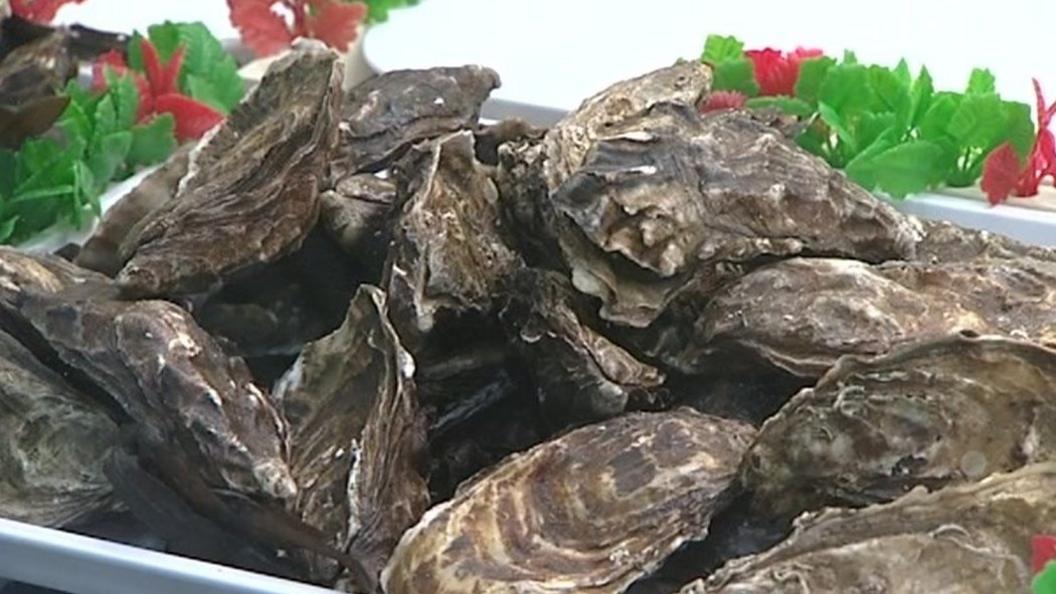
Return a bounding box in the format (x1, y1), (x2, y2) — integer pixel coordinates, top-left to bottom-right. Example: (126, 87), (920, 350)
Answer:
(981, 143), (1022, 205)
(744, 47), (823, 97)
(228, 0), (295, 57)
(158, 46), (186, 97)
(134, 75), (155, 122)
(91, 50), (128, 92)
(1034, 535), (1056, 574)
(701, 91), (748, 112)
(139, 39), (168, 98)
(154, 93), (224, 142)
(305, 0), (366, 52)
(10, 0), (85, 23)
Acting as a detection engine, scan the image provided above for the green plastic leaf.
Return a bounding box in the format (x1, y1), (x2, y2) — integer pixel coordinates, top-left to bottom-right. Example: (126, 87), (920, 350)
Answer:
(818, 102), (856, 151)
(967, 68), (996, 95)
(712, 59), (759, 96)
(93, 95), (118, 142)
(948, 93), (1006, 149)
(58, 100), (93, 145)
(819, 63), (872, 116)
(870, 140), (944, 198)
(87, 131), (132, 194)
(105, 71), (140, 130)
(1003, 101), (1035, 158)
(893, 59), (912, 87)
(128, 115), (176, 168)
(701, 34), (745, 64)
(867, 66), (910, 121)
(857, 112), (897, 149)
(918, 92), (961, 141)
(10, 185), (76, 204)
(365, 0), (419, 24)
(744, 96), (815, 117)
(0, 217), (18, 243)
(909, 66), (934, 127)
(845, 135), (895, 190)
(127, 32), (145, 71)
(842, 50), (859, 64)
(1035, 563), (1056, 594)
(0, 150), (15, 197)
(146, 21), (183, 60)
(795, 56), (836, 105)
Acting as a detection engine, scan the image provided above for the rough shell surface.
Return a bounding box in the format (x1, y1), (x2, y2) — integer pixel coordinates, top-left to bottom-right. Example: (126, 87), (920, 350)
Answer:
(547, 105), (922, 327)
(117, 41), (342, 297)
(676, 256), (1056, 377)
(385, 131), (521, 347)
(0, 32), (75, 106)
(0, 328), (116, 526)
(743, 333), (1056, 517)
(76, 146), (192, 276)
(381, 409), (755, 594)
(333, 65), (500, 175)
(501, 268), (664, 420)
(680, 464), (1056, 593)
(320, 173), (396, 262)
(275, 285), (428, 583)
(7, 288), (295, 502)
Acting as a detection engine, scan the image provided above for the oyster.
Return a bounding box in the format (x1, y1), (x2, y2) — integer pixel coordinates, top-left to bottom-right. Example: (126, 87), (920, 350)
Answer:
(333, 65), (500, 175)
(0, 31), (75, 105)
(382, 409), (755, 594)
(0, 328), (116, 527)
(501, 268), (664, 420)
(75, 147), (192, 276)
(3, 285), (295, 502)
(385, 131), (521, 347)
(275, 285), (428, 585)
(674, 256), (1056, 377)
(680, 464), (1056, 593)
(117, 41), (342, 297)
(319, 173), (396, 269)
(743, 333), (1056, 517)
(541, 101), (922, 327)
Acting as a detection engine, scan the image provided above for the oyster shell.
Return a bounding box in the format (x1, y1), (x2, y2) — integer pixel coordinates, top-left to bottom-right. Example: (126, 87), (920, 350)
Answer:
(543, 101), (922, 327)
(674, 256), (1056, 377)
(0, 31), (75, 106)
(76, 146), (192, 276)
(117, 41), (342, 297)
(385, 131), (521, 347)
(275, 285), (428, 585)
(0, 328), (116, 527)
(319, 173), (396, 269)
(743, 333), (1056, 517)
(381, 409), (755, 594)
(333, 65), (500, 175)
(501, 268), (664, 420)
(3, 283), (295, 502)
(680, 464), (1056, 593)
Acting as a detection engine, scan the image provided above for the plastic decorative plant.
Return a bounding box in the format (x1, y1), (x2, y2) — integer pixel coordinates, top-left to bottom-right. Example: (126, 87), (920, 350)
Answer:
(228, 0), (369, 57)
(0, 20), (243, 245)
(1034, 536), (1056, 594)
(701, 34), (1038, 203)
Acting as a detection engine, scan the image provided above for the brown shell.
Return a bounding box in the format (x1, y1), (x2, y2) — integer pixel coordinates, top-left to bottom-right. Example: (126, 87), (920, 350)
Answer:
(319, 173), (396, 263)
(681, 464), (1056, 593)
(0, 246), (110, 302)
(7, 289), (295, 502)
(333, 65), (500, 175)
(276, 285), (428, 582)
(384, 131), (521, 347)
(116, 41), (342, 297)
(742, 333), (1056, 518)
(675, 256), (1056, 377)
(501, 268), (664, 420)
(0, 32), (75, 106)
(546, 104), (922, 328)
(0, 328), (116, 526)
(76, 146), (192, 276)
(381, 409), (755, 594)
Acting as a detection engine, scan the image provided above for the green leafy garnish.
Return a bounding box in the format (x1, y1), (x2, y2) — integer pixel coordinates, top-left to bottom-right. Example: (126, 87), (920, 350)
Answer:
(364, 0), (421, 24)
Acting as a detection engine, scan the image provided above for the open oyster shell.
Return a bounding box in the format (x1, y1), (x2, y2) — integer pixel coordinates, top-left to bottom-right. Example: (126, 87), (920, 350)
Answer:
(385, 131), (521, 347)
(332, 65), (499, 175)
(275, 285), (428, 585)
(381, 409), (755, 594)
(320, 173), (397, 269)
(681, 464), (1056, 593)
(0, 328), (116, 527)
(117, 41), (343, 297)
(743, 333), (1056, 517)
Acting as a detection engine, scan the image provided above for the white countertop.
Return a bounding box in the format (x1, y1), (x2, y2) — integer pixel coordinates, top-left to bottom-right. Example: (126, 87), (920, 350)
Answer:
(366, 0), (1056, 123)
